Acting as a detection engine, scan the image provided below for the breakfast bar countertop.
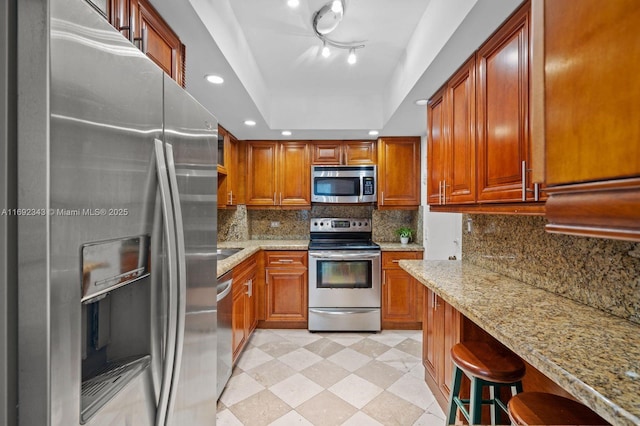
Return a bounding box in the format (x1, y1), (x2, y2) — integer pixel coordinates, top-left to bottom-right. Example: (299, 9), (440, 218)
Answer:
(399, 259), (640, 426)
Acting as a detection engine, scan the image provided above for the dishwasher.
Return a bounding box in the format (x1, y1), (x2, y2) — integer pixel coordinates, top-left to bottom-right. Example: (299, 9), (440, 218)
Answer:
(216, 270), (233, 399)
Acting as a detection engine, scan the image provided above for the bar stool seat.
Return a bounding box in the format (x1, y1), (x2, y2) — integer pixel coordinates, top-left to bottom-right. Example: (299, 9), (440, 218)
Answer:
(508, 392), (609, 425)
(447, 341), (526, 425)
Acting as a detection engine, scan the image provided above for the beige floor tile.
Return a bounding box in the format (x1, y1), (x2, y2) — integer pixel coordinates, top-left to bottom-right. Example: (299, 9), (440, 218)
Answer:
(328, 374), (383, 409)
(278, 347), (323, 371)
(235, 346), (274, 371)
(295, 390), (358, 426)
(228, 390), (290, 426)
(327, 347), (372, 372)
(394, 337), (422, 358)
(342, 410), (385, 426)
(387, 373), (436, 410)
(269, 373), (324, 408)
(362, 391), (424, 426)
(303, 337), (345, 358)
(301, 359), (351, 388)
(349, 338), (392, 358)
(258, 339), (302, 358)
(219, 372), (264, 407)
(246, 359), (297, 388)
(354, 360), (404, 389)
(216, 408), (244, 426)
(268, 410), (314, 425)
(368, 331), (412, 347)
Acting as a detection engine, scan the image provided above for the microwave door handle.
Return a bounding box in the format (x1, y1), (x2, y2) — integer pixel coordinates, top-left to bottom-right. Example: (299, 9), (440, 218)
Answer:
(153, 139), (178, 426)
(164, 143), (187, 420)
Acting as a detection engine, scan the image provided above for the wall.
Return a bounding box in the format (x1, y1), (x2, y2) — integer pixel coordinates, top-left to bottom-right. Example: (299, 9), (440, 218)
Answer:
(462, 214), (640, 325)
(218, 205), (422, 243)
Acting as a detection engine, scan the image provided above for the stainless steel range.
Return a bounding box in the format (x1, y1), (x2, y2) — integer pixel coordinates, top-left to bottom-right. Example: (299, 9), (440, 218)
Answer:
(308, 218), (381, 331)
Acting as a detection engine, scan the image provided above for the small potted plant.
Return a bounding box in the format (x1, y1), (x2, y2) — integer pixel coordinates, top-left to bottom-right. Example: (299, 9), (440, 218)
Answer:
(395, 226), (413, 245)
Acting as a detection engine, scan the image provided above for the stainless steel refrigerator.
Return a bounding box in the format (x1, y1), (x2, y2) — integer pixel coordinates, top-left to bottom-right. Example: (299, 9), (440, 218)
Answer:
(1, 0), (218, 424)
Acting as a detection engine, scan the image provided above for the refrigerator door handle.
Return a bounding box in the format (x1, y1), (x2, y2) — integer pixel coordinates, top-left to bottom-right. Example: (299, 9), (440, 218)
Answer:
(153, 139), (178, 426)
(164, 142), (187, 421)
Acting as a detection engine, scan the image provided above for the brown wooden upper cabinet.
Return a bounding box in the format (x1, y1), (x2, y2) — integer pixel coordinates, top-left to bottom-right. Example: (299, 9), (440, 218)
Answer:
(217, 126), (241, 208)
(427, 0), (543, 214)
(311, 140), (376, 165)
(476, 2), (533, 203)
(245, 141), (311, 208)
(427, 56), (476, 206)
(543, 0), (640, 241)
(109, 0), (185, 87)
(377, 137), (421, 209)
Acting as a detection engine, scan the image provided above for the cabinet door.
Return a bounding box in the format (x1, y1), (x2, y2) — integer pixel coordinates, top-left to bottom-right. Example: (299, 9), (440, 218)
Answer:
(447, 57), (476, 204)
(311, 141), (342, 165)
(476, 4), (530, 202)
(427, 89), (447, 206)
(543, 0), (640, 241)
(545, 0), (640, 186)
(132, 0), (185, 87)
(245, 271), (257, 335)
(423, 288), (440, 382)
(382, 269), (419, 322)
(279, 142), (310, 207)
(225, 133), (240, 206)
(344, 141), (376, 165)
(265, 269), (308, 322)
(231, 285), (246, 361)
(378, 137), (421, 208)
(246, 142), (278, 206)
(439, 299), (461, 398)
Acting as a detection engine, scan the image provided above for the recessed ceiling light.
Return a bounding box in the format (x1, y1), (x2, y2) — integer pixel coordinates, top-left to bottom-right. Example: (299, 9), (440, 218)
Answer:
(414, 99), (428, 106)
(244, 120), (256, 126)
(287, 0), (299, 8)
(368, 130), (379, 136)
(281, 130), (292, 136)
(205, 74), (224, 84)
(347, 49), (357, 65)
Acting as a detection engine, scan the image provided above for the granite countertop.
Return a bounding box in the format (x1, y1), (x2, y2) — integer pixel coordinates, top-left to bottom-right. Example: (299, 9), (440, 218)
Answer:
(399, 259), (640, 426)
(217, 240), (309, 277)
(376, 242), (424, 252)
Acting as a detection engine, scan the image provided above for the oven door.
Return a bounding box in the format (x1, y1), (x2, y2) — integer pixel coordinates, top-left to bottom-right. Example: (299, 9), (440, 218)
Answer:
(308, 250), (381, 308)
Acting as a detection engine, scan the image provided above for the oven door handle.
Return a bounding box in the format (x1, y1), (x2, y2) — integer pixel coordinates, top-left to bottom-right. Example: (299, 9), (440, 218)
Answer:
(308, 251), (380, 259)
(309, 308), (379, 315)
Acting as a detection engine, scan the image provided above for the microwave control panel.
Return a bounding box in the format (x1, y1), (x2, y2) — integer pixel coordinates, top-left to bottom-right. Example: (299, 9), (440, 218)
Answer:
(362, 177), (374, 195)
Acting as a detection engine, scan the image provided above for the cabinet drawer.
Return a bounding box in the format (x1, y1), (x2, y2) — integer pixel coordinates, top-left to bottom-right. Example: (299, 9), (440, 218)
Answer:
(265, 251), (307, 268)
(382, 251), (423, 269)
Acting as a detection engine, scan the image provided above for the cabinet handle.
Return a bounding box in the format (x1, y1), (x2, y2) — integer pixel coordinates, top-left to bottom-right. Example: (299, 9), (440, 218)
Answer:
(228, 190), (233, 205)
(273, 192), (276, 205)
(280, 192), (282, 205)
(381, 192), (384, 205)
(442, 179), (447, 205)
(391, 259), (400, 263)
(521, 161), (540, 202)
(438, 181), (443, 205)
(277, 259), (294, 263)
(245, 279), (252, 297)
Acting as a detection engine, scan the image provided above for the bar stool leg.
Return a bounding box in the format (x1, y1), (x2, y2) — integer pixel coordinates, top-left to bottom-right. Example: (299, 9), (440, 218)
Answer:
(470, 377), (483, 425)
(489, 385), (499, 425)
(447, 366), (463, 425)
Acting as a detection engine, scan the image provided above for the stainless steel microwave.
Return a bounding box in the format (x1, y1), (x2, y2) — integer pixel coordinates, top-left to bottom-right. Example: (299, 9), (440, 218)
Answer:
(311, 165), (377, 203)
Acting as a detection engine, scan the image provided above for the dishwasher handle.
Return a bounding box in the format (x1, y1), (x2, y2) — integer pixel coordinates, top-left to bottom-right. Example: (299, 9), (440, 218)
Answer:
(216, 279), (233, 302)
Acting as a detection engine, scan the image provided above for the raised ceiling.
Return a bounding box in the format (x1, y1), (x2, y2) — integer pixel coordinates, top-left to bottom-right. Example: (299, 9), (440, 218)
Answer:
(150, 0), (523, 140)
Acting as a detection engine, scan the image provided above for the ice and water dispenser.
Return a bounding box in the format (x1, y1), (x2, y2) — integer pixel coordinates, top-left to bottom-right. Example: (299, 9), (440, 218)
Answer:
(80, 235), (152, 423)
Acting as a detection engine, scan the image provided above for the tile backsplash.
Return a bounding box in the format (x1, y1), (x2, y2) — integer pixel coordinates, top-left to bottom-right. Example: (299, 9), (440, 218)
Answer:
(218, 205), (421, 243)
(463, 214), (640, 325)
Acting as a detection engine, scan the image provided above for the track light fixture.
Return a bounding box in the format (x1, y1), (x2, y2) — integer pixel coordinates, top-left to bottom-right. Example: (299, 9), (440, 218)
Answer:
(312, 0), (365, 64)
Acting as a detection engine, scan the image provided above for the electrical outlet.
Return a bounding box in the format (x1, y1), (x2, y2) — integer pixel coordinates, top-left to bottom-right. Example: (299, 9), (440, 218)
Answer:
(270, 221), (280, 228)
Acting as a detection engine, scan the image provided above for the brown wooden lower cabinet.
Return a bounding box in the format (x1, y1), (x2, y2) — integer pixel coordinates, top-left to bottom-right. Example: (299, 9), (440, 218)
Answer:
(261, 251), (308, 329)
(422, 286), (580, 420)
(381, 251), (423, 329)
(231, 254), (257, 363)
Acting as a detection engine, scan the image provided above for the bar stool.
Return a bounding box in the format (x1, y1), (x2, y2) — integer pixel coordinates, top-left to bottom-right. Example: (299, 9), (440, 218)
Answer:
(447, 341), (526, 425)
(507, 392), (609, 425)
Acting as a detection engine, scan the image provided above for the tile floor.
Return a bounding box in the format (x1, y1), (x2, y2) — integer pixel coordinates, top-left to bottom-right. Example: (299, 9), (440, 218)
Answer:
(217, 329), (445, 426)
